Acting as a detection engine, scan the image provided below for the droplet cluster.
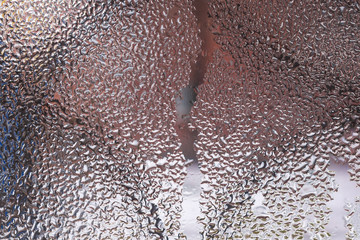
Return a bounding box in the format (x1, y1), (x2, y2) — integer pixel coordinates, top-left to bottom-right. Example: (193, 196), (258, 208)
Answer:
(1, 0), (200, 239)
(191, 0), (360, 238)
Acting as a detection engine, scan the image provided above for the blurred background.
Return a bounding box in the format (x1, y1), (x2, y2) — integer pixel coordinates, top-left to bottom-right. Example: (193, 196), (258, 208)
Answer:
(1, 0), (359, 239)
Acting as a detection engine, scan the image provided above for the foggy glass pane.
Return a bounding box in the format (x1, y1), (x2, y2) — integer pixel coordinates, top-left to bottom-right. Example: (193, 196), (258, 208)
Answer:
(1, 0), (359, 239)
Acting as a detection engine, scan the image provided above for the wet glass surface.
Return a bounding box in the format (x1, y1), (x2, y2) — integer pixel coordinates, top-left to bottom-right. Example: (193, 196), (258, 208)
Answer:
(1, 0), (359, 239)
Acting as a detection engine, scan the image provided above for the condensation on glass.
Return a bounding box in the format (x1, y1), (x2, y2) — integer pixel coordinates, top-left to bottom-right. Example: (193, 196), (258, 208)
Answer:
(1, 0), (359, 239)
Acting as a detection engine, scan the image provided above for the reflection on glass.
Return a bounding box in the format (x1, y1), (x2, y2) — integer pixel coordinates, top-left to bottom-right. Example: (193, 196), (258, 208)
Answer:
(1, 0), (359, 239)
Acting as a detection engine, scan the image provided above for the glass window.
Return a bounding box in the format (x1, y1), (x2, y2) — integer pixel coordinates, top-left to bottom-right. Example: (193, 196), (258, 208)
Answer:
(1, 0), (359, 239)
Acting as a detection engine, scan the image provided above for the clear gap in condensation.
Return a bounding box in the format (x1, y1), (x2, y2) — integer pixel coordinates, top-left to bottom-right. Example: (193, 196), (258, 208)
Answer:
(176, 0), (219, 238)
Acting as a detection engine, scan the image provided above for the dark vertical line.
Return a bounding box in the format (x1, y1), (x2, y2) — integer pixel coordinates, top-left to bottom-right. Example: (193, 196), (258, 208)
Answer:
(191, 0), (211, 88)
(176, 0), (219, 163)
